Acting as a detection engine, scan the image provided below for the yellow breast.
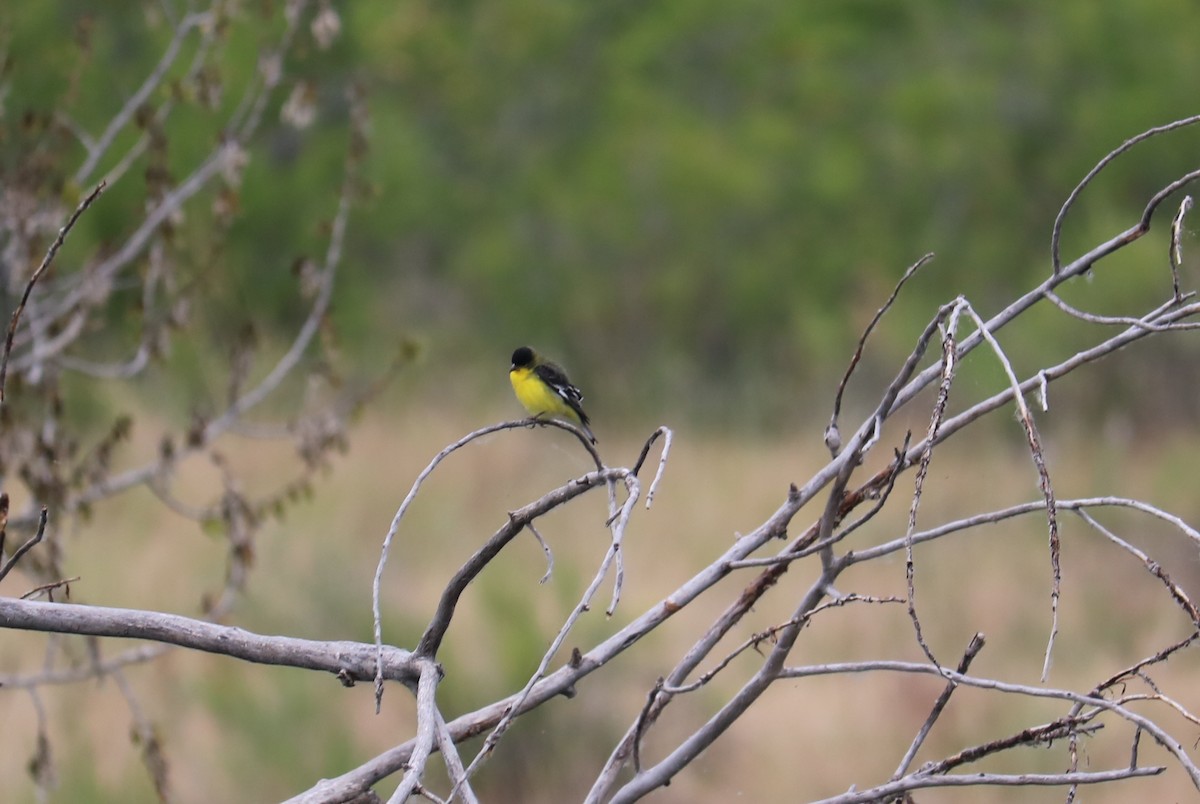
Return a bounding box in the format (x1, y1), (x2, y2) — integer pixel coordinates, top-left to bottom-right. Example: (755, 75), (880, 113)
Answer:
(510, 367), (579, 423)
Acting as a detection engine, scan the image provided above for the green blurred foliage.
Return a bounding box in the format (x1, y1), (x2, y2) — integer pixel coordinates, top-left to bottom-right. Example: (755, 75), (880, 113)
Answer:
(3, 0), (1199, 430)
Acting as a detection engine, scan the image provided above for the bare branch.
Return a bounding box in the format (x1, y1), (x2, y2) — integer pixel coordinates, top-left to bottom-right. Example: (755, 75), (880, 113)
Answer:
(1073, 510), (1200, 626)
(0, 181), (106, 405)
(0, 507), (48, 585)
(904, 299), (964, 668)
(1170, 194), (1193, 301)
(73, 13), (209, 184)
(1040, 287), (1197, 331)
(920, 714), (1100, 775)
(892, 632), (986, 778)
(828, 252), (934, 455)
(434, 709), (478, 804)
(606, 556), (852, 802)
(1051, 114), (1200, 273)
(526, 522), (554, 584)
(778, 661), (1200, 789)
(387, 659), (441, 803)
(958, 303), (1061, 681)
(813, 767), (1163, 804)
(635, 426), (672, 508)
(0, 598), (418, 685)
(112, 668), (171, 802)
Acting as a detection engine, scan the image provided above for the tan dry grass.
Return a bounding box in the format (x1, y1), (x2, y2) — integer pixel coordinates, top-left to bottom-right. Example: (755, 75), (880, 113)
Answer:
(1, 403), (1199, 802)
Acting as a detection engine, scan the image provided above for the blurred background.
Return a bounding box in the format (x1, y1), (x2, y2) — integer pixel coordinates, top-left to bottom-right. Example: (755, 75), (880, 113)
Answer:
(2, 1), (1200, 801)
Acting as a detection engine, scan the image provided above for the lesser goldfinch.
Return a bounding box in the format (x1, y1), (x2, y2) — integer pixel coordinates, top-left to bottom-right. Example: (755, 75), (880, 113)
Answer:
(509, 346), (597, 443)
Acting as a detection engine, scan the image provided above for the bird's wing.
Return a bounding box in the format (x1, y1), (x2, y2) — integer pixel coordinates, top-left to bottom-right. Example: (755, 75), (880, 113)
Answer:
(534, 361), (585, 405)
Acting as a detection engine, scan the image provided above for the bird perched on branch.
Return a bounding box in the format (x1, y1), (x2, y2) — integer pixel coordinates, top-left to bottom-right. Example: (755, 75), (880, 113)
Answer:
(509, 346), (596, 443)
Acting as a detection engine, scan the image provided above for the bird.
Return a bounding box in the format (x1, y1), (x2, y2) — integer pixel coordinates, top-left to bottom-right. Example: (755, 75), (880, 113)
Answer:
(509, 346), (597, 443)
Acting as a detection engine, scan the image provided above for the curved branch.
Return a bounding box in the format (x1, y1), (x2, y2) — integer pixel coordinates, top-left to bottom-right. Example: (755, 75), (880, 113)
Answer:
(0, 181), (107, 405)
(1051, 114), (1200, 272)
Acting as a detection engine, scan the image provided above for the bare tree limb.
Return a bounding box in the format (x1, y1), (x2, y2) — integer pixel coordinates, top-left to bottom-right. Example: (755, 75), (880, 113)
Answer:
(1051, 114), (1200, 273)
(778, 661), (1200, 789)
(0, 181), (106, 406)
(892, 632), (986, 779)
(0, 507), (47, 586)
(904, 299), (964, 668)
(827, 252), (934, 455)
(73, 13), (210, 184)
(0, 598), (418, 685)
(387, 659), (441, 804)
(1170, 194), (1193, 301)
(814, 767), (1163, 804)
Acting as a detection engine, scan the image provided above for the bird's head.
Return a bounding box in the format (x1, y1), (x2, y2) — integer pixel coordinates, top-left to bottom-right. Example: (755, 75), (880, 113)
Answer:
(511, 346), (535, 371)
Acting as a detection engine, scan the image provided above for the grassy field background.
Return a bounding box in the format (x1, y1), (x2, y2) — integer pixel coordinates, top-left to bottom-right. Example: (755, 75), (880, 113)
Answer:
(2, 391), (1198, 803)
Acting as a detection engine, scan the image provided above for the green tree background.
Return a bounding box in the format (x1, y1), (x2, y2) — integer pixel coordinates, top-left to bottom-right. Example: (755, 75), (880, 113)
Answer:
(5, 0), (1199, 431)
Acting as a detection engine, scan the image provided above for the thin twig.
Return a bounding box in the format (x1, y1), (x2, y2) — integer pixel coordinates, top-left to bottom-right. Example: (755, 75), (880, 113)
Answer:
(111, 668), (171, 802)
(905, 299), (964, 668)
(920, 715), (1099, 776)
(1073, 510), (1200, 626)
(778, 659), (1200, 785)
(959, 303), (1061, 682)
(631, 679), (665, 773)
(434, 709), (479, 804)
(642, 427), (672, 508)
(1041, 288), (1195, 331)
(828, 253), (934, 455)
(0, 508), (49, 585)
(606, 474), (640, 615)
(526, 522), (554, 584)
(663, 595), (903, 696)
(20, 577), (80, 602)
(1051, 114), (1200, 273)
(818, 768), (1163, 804)
(74, 14), (207, 183)
(1170, 195), (1193, 302)
(0, 182), (106, 406)
(27, 687), (54, 799)
(388, 659), (440, 803)
(1092, 630), (1200, 699)
(892, 633), (986, 778)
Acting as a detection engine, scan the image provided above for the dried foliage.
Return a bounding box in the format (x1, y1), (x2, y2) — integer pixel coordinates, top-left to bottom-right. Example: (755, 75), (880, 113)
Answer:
(0, 4), (400, 800)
